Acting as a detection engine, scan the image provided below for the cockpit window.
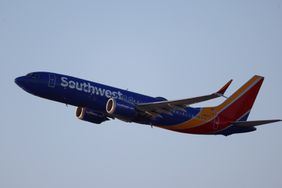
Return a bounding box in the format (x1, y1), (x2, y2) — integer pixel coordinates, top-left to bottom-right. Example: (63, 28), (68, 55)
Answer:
(26, 73), (40, 79)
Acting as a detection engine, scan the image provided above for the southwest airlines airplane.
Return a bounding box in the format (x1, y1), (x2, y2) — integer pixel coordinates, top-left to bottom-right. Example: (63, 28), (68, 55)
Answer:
(15, 72), (280, 136)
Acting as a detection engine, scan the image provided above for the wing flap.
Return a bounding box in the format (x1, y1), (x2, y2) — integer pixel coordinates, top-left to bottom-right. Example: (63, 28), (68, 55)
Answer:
(137, 79), (233, 114)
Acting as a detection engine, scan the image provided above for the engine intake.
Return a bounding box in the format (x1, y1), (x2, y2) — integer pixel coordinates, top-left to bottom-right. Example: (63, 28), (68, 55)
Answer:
(106, 98), (137, 122)
(76, 107), (109, 124)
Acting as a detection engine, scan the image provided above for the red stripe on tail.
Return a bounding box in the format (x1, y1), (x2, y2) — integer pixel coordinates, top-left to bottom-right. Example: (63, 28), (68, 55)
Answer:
(217, 75), (264, 122)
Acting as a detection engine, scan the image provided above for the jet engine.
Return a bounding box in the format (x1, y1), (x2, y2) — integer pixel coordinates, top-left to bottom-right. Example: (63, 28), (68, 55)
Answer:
(76, 107), (109, 124)
(106, 98), (137, 122)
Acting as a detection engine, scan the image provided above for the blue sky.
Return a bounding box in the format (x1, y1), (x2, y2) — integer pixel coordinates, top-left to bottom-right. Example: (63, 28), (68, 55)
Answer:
(1, 0), (282, 188)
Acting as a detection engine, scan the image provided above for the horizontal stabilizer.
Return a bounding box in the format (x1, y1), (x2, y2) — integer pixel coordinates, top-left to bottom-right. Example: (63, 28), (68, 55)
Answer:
(233, 119), (281, 127)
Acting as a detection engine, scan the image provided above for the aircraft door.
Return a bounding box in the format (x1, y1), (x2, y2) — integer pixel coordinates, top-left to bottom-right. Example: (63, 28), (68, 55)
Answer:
(212, 109), (220, 130)
(213, 116), (220, 130)
(48, 73), (56, 88)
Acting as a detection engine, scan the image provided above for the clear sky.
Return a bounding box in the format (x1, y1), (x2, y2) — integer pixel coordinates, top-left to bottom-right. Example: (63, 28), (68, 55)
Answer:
(1, 0), (282, 188)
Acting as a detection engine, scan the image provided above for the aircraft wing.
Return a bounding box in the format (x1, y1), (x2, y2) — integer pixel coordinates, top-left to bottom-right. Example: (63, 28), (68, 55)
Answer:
(233, 119), (281, 127)
(137, 79), (233, 116)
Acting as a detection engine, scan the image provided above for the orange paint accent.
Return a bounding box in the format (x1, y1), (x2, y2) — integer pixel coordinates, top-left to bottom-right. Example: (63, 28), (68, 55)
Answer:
(158, 75), (264, 134)
(159, 107), (217, 131)
(215, 75), (263, 112)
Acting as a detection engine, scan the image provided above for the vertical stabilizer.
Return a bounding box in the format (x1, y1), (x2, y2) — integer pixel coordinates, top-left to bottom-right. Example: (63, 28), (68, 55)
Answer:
(216, 75), (264, 121)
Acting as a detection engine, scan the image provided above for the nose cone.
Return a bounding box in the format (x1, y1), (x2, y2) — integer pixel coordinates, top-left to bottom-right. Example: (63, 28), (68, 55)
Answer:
(15, 76), (28, 88)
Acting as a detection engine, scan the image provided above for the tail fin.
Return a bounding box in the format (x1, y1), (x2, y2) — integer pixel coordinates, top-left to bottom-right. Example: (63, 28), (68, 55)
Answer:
(216, 75), (264, 121)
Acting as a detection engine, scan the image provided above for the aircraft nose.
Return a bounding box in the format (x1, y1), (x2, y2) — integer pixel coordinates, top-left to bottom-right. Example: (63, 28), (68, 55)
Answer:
(15, 76), (27, 88)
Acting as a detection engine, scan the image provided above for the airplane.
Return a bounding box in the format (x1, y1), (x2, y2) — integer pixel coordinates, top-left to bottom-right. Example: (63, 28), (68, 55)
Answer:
(15, 72), (281, 136)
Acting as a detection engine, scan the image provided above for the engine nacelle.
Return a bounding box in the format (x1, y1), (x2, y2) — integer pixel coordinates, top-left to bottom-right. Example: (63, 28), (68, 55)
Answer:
(106, 98), (137, 122)
(76, 107), (109, 124)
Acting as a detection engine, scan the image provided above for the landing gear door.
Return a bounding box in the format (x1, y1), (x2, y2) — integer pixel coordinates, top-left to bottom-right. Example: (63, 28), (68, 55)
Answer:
(48, 74), (56, 88)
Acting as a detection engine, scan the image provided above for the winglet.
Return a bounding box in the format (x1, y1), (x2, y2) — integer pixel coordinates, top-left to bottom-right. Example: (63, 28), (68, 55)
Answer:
(216, 79), (233, 96)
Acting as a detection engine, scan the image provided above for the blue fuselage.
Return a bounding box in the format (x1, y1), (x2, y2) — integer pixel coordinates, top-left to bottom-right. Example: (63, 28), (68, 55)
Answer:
(15, 72), (200, 126)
